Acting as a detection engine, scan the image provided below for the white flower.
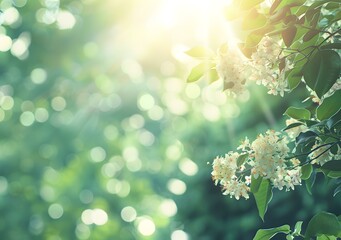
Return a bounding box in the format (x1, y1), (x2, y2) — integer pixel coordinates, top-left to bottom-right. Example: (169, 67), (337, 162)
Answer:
(310, 142), (332, 165)
(249, 36), (289, 97)
(216, 43), (248, 96)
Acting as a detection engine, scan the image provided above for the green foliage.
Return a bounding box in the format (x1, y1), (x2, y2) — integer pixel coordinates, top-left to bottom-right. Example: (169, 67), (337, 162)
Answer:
(303, 50), (341, 98)
(253, 225), (290, 240)
(316, 90), (341, 120)
(284, 107), (311, 120)
(304, 212), (341, 239)
(253, 178), (273, 221)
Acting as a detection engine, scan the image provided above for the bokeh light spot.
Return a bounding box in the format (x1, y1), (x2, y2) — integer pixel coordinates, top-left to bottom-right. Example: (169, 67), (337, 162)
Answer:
(137, 217), (155, 236)
(121, 206), (137, 222)
(48, 203), (64, 219)
(167, 178), (186, 195)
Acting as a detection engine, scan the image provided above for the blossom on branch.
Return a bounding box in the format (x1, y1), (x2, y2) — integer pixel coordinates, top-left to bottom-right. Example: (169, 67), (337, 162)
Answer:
(212, 130), (302, 200)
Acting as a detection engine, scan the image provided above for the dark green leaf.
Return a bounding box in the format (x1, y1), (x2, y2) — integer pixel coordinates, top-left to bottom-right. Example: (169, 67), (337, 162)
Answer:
(321, 43), (341, 50)
(304, 212), (341, 239)
(284, 107), (311, 120)
(282, 26), (297, 47)
(296, 131), (317, 145)
(253, 178), (273, 221)
(326, 109), (341, 129)
(282, 122), (304, 131)
(305, 169), (316, 195)
(321, 160), (341, 172)
(301, 164), (313, 180)
(303, 50), (341, 98)
(303, 30), (320, 42)
(333, 184), (341, 197)
(253, 225), (291, 240)
(316, 90), (341, 120)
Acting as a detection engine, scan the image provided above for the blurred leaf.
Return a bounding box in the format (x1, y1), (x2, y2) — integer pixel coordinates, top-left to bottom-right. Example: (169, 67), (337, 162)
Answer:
(282, 122), (304, 131)
(303, 50), (341, 98)
(296, 131), (317, 145)
(253, 178), (273, 221)
(321, 161), (341, 172)
(282, 26), (297, 47)
(237, 153), (248, 167)
(207, 68), (220, 83)
(301, 164), (313, 180)
(317, 90), (341, 120)
(253, 225), (290, 240)
(284, 107), (311, 120)
(286, 65), (303, 90)
(303, 30), (320, 42)
(187, 62), (215, 83)
(242, 9), (267, 30)
(304, 212), (341, 239)
(305, 169), (316, 195)
(185, 46), (214, 58)
(240, 0), (264, 10)
(333, 184), (341, 197)
(317, 235), (337, 240)
(321, 43), (341, 50)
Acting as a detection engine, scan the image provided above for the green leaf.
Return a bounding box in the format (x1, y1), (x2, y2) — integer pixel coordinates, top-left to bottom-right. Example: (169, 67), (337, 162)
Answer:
(301, 164), (313, 180)
(245, 33), (264, 48)
(303, 30), (320, 42)
(284, 107), (311, 120)
(321, 43), (341, 50)
(316, 90), (341, 120)
(253, 225), (291, 240)
(305, 170), (316, 195)
(282, 122), (304, 131)
(286, 65), (303, 90)
(293, 221), (303, 236)
(253, 178), (273, 221)
(237, 153), (248, 167)
(333, 184), (341, 197)
(242, 9), (267, 30)
(321, 160), (341, 172)
(327, 109), (341, 129)
(317, 235), (337, 240)
(303, 50), (341, 98)
(207, 68), (220, 84)
(304, 212), (341, 240)
(270, 0), (305, 15)
(187, 62), (215, 83)
(296, 130), (317, 145)
(185, 46), (214, 58)
(251, 176), (263, 193)
(282, 26), (297, 47)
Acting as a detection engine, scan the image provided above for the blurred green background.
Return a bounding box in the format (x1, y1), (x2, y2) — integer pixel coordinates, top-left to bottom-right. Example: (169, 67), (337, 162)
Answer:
(0, 0), (340, 239)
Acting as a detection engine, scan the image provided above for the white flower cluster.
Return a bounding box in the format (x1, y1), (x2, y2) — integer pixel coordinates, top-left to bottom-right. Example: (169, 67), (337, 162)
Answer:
(216, 44), (248, 96)
(249, 36), (288, 97)
(212, 130), (302, 200)
(216, 36), (289, 97)
(211, 152), (250, 200)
